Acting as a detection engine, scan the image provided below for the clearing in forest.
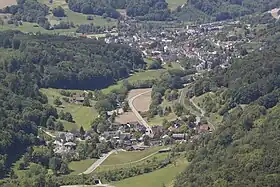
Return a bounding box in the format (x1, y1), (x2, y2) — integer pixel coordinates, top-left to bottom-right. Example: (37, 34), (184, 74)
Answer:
(40, 88), (98, 131)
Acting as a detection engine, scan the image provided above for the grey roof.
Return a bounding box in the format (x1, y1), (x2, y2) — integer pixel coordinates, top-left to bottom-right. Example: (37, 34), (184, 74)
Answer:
(64, 142), (76, 146)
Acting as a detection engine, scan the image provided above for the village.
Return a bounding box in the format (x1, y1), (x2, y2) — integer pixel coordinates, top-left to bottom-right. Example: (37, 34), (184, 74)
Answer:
(82, 19), (251, 72)
(47, 88), (212, 161)
(41, 19), (253, 164)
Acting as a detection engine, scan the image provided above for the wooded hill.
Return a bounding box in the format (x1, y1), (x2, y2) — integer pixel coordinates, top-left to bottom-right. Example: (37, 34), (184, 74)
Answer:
(0, 30), (144, 178)
(174, 20), (280, 187)
(174, 0), (280, 22)
(68, 0), (171, 21)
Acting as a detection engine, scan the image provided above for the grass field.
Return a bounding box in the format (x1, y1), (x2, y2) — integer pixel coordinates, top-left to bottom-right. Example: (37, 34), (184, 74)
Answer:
(102, 70), (165, 94)
(166, 0), (187, 10)
(148, 113), (177, 126)
(102, 146), (165, 166)
(68, 159), (97, 175)
(0, 0), (116, 34)
(40, 88), (98, 130)
(97, 152), (170, 172)
(38, 0), (117, 27)
(112, 159), (188, 187)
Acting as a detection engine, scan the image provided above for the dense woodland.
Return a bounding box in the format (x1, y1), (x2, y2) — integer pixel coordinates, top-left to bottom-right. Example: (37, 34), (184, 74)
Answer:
(0, 30), (144, 180)
(68, 0), (171, 21)
(174, 20), (280, 187)
(174, 0), (280, 22)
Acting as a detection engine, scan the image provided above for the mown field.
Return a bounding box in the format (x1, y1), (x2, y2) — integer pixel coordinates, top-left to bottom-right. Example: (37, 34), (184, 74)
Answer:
(101, 70), (165, 94)
(40, 88), (98, 131)
(166, 0), (187, 10)
(68, 159), (97, 175)
(112, 159), (188, 187)
(38, 0), (116, 27)
(101, 147), (165, 166)
(97, 152), (170, 172)
(0, 0), (116, 34)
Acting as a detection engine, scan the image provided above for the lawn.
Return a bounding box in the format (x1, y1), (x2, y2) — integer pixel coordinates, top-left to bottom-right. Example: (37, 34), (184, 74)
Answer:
(40, 88), (98, 130)
(167, 0), (188, 10)
(0, 0), (117, 34)
(112, 159), (188, 187)
(97, 152), (170, 172)
(101, 69), (165, 94)
(148, 113), (177, 126)
(101, 147), (165, 166)
(68, 159), (97, 175)
(38, 0), (117, 27)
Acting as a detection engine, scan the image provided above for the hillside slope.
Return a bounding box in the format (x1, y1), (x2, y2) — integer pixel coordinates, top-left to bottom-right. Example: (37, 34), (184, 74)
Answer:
(0, 30), (144, 178)
(174, 0), (280, 22)
(174, 20), (280, 187)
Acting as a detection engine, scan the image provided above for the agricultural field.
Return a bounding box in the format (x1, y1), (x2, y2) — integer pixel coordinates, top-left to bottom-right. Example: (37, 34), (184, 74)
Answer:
(40, 88), (98, 130)
(68, 159), (97, 175)
(112, 159), (188, 187)
(115, 111), (138, 124)
(0, 0), (17, 8)
(115, 88), (151, 124)
(132, 91), (152, 112)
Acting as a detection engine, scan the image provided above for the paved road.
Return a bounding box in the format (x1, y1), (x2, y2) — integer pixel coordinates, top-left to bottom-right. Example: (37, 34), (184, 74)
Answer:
(128, 90), (154, 137)
(80, 150), (116, 175)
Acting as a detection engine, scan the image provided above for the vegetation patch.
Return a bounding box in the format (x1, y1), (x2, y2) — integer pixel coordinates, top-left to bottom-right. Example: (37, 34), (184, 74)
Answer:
(68, 159), (97, 175)
(102, 70), (165, 95)
(101, 147), (165, 166)
(40, 88), (98, 130)
(113, 159), (188, 187)
(166, 0), (187, 10)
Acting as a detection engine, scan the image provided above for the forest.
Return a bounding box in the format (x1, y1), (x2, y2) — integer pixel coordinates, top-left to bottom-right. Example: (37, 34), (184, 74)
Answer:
(174, 20), (280, 187)
(173, 0), (280, 22)
(0, 30), (145, 179)
(68, 0), (171, 21)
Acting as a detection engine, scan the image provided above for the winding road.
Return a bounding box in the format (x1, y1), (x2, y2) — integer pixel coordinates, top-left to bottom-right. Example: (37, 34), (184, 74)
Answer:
(189, 97), (216, 131)
(179, 88), (216, 131)
(128, 90), (154, 137)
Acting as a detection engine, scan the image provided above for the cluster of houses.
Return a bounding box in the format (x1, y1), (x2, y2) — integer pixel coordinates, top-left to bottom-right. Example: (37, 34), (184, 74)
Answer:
(50, 115), (211, 156)
(82, 20), (249, 72)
